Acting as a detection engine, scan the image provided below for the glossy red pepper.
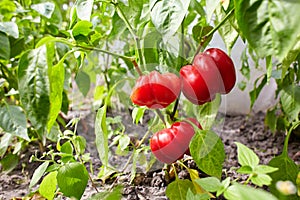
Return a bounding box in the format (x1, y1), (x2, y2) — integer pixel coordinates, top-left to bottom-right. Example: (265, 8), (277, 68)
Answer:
(204, 48), (236, 94)
(150, 118), (202, 164)
(130, 71), (181, 109)
(180, 48), (236, 105)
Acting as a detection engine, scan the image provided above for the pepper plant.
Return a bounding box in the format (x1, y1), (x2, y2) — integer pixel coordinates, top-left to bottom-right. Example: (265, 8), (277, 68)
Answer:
(0, 0), (300, 199)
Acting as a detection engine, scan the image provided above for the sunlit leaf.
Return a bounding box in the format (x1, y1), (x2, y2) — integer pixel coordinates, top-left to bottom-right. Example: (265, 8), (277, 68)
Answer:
(57, 162), (89, 199)
(166, 179), (194, 200)
(0, 105), (29, 141)
(39, 171), (58, 200)
(190, 130), (225, 179)
(150, 0), (191, 38)
(234, 0), (300, 61)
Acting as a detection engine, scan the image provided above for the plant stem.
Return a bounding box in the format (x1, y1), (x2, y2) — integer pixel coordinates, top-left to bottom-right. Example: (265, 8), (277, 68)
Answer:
(114, 2), (146, 72)
(193, 8), (235, 61)
(75, 44), (135, 62)
(155, 109), (166, 126)
(171, 93), (181, 121)
(283, 121), (300, 156)
(76, 44), (143, 76)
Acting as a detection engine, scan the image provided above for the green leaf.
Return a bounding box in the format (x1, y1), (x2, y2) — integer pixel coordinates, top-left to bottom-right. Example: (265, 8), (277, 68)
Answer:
(254, 165), (278, 174)
(206, 0), (219, 22)
(0, 153), (19, 173)
(57, 162), (89, 199)
(61, 141), (74, 154)
(217, 177), (231, 197)
(234, 0), (300, 61)
(166, 179), (194, 200)
(74, 136), (86, 155)
(10, 37), (25, 58)
(75, 70), (91, 97)
(251, 174), (273, 187)
(31, 2), (55, 19)
(192, 25), (213, 49)
(195, 177), (222, 192)
(265, 108), (277, 133)
(18, 45), (51, 142)
(190, 130), (225, 179)
(236, 165), (253, 174)
(197, 94), (221, 130)
(235, 142), (259, 168)
(116, 0), (149, 30)
(95, 106), (108, 167)
(0, 105), (29, 141)
(72, 20), (93, 37)
(268, 153), (299, 199)
(280, 85), (300, 122)
(39, 171), (58, 200)
(224, 183), (278, 200)
(47, 122), (61, 142)
(186, 189), (211, 200)
(0, 22), (19, 38)
(75, 0), (94, 21)
(150, 0), (191, 38)
(88, 185), (123, 200)
(47, 54), (65, 132)
(29, 161), (50, 189)
(119, 135), (130, 151)
(282, 35), (300, 77)
(0, 32), (10, 60)
(215, 6), (238, 53)
(0, 133), (13, 157)
(131, 107), (146, 124)
(249, 75), (267, 109)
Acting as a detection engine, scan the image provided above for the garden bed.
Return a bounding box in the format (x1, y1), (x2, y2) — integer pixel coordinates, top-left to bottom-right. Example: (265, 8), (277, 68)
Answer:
(1, 111), (299, 200)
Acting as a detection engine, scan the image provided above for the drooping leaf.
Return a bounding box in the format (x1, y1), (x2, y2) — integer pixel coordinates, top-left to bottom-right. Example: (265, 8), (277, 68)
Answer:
(47, 54), (66, 132)
(0, 133), (13, 157)
(75, 0), (94, 21)
(224, 183), (278, 200)
(0, 153), (19, 173)
(31, 2), (55, 19)
(195, 177), (222, 192)
(282, 35), (300, 77)
(150, 0), (191, 38)
(95, 106), (108, 167)
(116, 0), (149, 30)
(18, 45), (51, 142)
(29, 161), (50, 189)
(234, 0), (300, 61)
(0, 22), (19, 38)
(0, 105), (29, 141)
(215, 6), (238, 54)
(0, 32), (10, 60)
(166, 179), (194, 200)
(206, 0), (220, 22)
(74, 136), (86, 155)
(39, 171), (58, 200)
(75, 70), (91, 97)
(265, 108), (277, 133)
(280, 85), (300, 122)
(190, 130), (225, 179)
(249, 75), (267, 109)
(57, 162), (89, 199)
(235, 142), (259, 168)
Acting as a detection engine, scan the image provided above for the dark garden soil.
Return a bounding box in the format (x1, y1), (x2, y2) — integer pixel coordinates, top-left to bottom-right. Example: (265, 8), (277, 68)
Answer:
(1, 109), (300, 200)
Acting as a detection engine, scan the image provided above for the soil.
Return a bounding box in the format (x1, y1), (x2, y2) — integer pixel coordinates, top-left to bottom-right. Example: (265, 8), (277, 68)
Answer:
(0, 109), (300, 200)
